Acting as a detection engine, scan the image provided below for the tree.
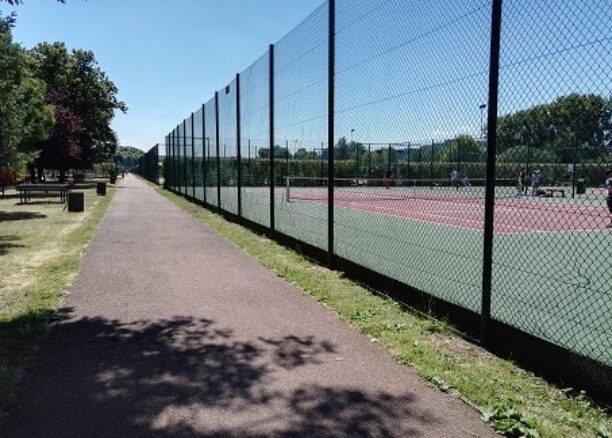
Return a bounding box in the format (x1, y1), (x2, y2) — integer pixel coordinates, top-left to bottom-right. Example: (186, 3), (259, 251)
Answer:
(115, 145), (144, 169)
(440, 135), (484, 163)
(257, 145), (289, 159)
(28, 42), (127, 173)
(497, 145), (556, 163)
(497, 94), (611, 162)
(0, 13), (54, 172)
(37, 89), (81, 173)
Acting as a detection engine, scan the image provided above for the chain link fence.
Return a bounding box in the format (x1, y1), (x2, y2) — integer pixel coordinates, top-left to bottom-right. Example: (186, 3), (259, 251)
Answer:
(159, 0), (611, 401)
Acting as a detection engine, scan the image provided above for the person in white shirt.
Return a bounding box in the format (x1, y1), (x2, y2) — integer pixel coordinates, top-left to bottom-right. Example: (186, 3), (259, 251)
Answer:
(531, 169), (542, 195)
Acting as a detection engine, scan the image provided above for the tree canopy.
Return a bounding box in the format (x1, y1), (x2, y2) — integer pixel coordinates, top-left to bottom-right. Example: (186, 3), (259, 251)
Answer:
(439, 135), (485, 163)
(115, 145), (144, 169)
(0, 13), (54, 170)
(497, 93), (611, 163)
(28, 42), (127, 171)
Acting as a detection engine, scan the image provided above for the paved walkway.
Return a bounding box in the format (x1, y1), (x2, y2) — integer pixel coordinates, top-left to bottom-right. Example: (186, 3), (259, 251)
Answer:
(3, 176), (494, 437)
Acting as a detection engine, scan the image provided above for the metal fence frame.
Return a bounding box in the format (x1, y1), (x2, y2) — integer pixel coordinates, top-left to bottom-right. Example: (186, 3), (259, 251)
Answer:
(150, 0), (611, 402)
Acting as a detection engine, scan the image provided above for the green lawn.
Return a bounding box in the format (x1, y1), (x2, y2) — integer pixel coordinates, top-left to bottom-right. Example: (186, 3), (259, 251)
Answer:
(0, 185), (115, 412)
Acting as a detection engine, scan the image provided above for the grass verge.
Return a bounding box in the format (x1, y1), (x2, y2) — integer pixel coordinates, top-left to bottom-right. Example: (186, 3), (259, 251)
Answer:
(0, 185), (115, 413)
(150, 181), (610, 438)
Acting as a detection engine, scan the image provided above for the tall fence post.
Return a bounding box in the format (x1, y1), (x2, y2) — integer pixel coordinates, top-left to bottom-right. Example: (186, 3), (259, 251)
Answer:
(236, 73), (242, 218)
(173, 130), (176, 192)
(215, 91), (221, 208)
(327, 0), (335, 269)
(269, 44), (275, 238)
(175, 127), (180, 193)
(481, 0), (503, 345)
(202, 103), (207, 204)
(191, 112), (196, 199)
(183, 119), (188, 196)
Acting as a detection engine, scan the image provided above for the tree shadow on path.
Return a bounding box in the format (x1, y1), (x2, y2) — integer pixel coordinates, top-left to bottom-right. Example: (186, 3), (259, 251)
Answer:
(3, 309), (441, 437)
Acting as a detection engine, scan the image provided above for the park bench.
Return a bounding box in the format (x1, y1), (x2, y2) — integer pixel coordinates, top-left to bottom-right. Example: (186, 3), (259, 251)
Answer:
(16, 183), (71, 204)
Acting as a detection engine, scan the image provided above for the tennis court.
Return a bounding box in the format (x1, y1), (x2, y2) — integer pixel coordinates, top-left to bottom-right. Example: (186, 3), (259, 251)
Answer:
(237, 182), (612, 367)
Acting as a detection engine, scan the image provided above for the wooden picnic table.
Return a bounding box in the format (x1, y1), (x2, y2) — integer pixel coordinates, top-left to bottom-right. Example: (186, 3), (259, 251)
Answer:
(16, 183), (71, 204)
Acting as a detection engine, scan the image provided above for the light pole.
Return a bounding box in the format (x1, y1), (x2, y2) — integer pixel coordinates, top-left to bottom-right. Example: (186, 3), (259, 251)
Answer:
(285, 139), (289, 178)
(479, 104), (487, 139)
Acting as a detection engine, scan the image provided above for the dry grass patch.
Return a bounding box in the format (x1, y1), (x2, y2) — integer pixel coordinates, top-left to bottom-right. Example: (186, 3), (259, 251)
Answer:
(0, 185), (115, 413)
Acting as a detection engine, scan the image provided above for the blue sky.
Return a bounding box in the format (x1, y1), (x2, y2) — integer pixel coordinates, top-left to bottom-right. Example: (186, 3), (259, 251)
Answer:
(7, 0), (323, 151)
(7, 0), (610, 155)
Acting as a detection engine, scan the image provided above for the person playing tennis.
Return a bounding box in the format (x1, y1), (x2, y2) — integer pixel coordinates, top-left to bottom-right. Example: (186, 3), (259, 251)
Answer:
(605, 169), (612, 228)
(383, 166), (393, 189)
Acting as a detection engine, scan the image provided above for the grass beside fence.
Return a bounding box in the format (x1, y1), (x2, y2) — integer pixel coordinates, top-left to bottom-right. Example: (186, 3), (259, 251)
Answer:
(149, 180), (610, 438)
(0, 185), (115, 413)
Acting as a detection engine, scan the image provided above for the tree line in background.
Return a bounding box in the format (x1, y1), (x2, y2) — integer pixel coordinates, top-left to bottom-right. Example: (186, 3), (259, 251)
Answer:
(172, 92), (610, 188)
(251, 93), (611, 168)
(114, 145), (144, 170)
(0, 11), (126, 182)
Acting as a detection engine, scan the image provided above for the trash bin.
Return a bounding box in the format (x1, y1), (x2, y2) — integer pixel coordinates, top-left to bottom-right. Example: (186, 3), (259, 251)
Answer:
(67, 192), (84, 212)
(576, 178), (586, 195)
(96, 181), (107, 196)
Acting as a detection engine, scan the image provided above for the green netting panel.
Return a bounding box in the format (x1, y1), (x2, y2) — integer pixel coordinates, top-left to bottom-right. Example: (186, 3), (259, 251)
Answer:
(333, 0), (491, 313)
(218, 78), (239, 215)
(194, 107), (205, 203)
(493, 0), (612, 367)
(239, 51), (271, 228)
(184, 116), (194, 200)
(204, 96), (219, 207)
(274, 3), (329, 250)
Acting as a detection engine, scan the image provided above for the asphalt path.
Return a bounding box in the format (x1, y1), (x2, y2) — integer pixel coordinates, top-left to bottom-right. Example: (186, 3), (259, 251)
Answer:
(3, 175), (495, 437)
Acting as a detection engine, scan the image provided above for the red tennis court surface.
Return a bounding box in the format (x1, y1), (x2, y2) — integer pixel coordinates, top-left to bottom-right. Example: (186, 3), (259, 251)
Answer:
(285, 187), (610, 234)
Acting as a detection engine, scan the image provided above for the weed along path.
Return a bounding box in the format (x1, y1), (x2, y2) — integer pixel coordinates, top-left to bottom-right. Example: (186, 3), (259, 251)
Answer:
(3, 175), (494, 437)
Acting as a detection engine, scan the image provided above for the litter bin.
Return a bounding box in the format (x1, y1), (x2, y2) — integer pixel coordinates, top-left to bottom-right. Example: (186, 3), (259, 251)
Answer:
(576, 178), (586, 195)
(96, 181), (107, 196)
(67, 192), (84, 212)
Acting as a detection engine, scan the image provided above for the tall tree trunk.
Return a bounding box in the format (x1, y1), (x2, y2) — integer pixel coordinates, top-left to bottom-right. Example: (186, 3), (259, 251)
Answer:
(28, 162), (36, 183)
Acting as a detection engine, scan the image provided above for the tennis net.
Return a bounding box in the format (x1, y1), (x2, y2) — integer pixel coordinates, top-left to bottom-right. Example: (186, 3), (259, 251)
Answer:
(285, 177), (514, 204)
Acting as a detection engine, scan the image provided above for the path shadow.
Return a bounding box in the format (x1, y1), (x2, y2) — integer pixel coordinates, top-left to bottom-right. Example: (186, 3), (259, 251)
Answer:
(0, 235), (25, 256)
(0, 211), (47, 221)
(2, 309), (439, 437)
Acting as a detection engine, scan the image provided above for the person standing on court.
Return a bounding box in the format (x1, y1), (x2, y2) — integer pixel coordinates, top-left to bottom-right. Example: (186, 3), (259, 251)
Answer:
(517, 168), (528, 195)
(383, 166), (393, 189)
(605, 169), (612, 228)
(531, 169), (542, 195)
(450, 169), (461, 190)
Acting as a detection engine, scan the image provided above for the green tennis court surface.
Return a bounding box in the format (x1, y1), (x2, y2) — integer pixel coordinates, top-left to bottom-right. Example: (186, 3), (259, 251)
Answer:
(235, 187), (611, 367)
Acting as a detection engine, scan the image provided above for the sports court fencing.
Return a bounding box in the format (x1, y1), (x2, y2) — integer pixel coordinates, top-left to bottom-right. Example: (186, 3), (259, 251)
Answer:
(161, 0), (611, 400)
(137, 144), (161, 184)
